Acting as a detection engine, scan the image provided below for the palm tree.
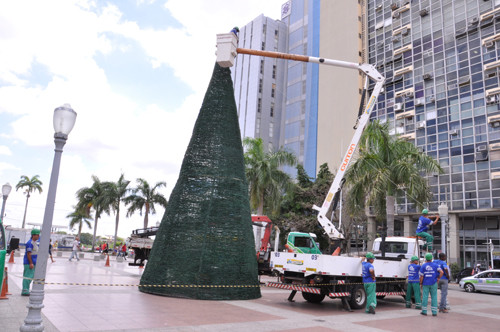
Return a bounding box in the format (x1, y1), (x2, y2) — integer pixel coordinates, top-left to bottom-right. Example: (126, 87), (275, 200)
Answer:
(76, 175), (108, 252)
(102, 174), (130, 250)
(344, 120), (442, 237)
(243, 137), (297, 215)
(16, 175), (43, 228)
(124, 178), (167, 229)
(67, 207), (92, 238)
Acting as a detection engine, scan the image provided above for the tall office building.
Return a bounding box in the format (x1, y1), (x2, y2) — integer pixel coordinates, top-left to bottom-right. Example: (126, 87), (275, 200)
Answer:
(231, 15), (288, 152)
(279, 0), (362, 179)
(363, 0), (500, 266)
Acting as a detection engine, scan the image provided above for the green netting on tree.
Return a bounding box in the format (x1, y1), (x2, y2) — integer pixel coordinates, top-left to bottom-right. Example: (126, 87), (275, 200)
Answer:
(139, 63), (261, 300)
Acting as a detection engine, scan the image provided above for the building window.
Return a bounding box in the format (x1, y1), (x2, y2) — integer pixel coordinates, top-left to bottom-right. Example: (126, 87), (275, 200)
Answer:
(269, 122), (274, 138)
(260, 60), (264, 74)
(259, 79), (262, 93)
(270, 103), (275, 117)
(262, 41), (265, 50)
(257, 98), (261, 113)
(271, 83), (276, 98)
(272, 65), (276, 79)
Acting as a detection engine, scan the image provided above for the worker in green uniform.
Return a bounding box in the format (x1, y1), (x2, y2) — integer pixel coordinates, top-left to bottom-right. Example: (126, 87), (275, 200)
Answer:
(362, 252), (376, 314)
(406, 256), (421, 309)
(419, 253), (443, 316)
(22, 229), (40, 296)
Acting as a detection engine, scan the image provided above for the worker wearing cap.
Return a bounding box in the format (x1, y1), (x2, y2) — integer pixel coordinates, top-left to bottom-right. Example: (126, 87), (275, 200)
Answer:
(362, 252), (376, 314)
(419, 253), (443, 316)
(416, 209), (439, 252)
(406, 256), (421, 309)
(22, 229), (40, 296)
(230, 26), (239, 39)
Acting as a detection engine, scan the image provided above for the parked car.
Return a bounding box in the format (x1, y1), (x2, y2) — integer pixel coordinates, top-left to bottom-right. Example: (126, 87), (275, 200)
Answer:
(455, 268), (473, 283)
(459, 269), (500, 294)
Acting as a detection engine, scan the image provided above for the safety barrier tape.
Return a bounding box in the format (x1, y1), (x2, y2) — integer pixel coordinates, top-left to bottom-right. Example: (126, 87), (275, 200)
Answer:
(13, 274), (407, 288)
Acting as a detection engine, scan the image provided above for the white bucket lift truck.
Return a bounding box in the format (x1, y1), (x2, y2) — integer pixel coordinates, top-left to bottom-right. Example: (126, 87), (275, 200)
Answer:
(216, 33), (422, 310)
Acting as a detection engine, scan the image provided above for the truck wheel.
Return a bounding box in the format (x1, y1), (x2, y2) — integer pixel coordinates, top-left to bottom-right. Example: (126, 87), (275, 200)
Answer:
(349, 285), (367, 309)
(302, 292), (325, 303)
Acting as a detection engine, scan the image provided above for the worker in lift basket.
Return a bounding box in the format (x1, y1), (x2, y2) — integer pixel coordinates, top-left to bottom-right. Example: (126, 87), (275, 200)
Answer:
(416, 209), (440, 252)
(362, 252), (377, 314)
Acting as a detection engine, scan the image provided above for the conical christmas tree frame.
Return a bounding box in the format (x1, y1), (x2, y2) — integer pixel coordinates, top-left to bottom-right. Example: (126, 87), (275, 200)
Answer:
(139, 63), (261, 300)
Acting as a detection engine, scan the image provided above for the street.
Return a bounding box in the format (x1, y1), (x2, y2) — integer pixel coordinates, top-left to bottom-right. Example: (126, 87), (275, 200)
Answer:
(1, 253), (499, 331)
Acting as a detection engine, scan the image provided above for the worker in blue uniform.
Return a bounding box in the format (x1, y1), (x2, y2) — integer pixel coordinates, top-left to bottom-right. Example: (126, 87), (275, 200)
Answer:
(406, 256), (421, 309)
(419, 253), (443, 316)
(416, 209), (439, 252)
(362, 252), (376, 314)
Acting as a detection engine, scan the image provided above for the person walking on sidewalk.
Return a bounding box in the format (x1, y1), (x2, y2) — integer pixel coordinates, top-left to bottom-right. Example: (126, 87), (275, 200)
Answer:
(49, 239), (55, 263)
(416, 209), (439, 252)
(419, 253), (443, 316)
(362, 252), (377, 314)
(435, 252), (450, 313)
(22, 229), (40, 296)
(406, 256), (421, 309)
(68, 236), (80, 261)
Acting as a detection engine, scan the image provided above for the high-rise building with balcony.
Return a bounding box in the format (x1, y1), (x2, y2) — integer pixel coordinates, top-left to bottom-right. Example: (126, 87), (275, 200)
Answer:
(363, 0), (500, 267)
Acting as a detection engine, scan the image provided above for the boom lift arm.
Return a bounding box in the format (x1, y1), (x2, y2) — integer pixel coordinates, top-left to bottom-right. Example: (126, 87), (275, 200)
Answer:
(216, 33), (386, 240)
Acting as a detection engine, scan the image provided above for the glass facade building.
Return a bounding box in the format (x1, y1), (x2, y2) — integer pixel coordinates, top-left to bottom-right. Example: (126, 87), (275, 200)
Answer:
(279, 0), (321, 178)
(364, 0), (500, 267)
(231, 15), (288, 152)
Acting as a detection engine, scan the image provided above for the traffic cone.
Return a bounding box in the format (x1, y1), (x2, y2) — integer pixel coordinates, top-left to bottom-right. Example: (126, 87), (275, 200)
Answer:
(0, 268), (9, 300)
(8, 251), (14, 263)
(4, 268), (11, 295)
(331, 247), (341, 256)
(105, 254), (110, 267)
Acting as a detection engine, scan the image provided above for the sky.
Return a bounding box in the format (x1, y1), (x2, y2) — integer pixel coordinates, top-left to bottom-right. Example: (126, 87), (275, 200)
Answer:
(0, 0), (284, 240)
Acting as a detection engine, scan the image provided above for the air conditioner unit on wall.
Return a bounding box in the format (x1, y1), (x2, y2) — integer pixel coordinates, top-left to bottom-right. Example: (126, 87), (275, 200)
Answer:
(420, 8), (429, 17)
(417, 121), (426, 129)
(450, 129), (459, 136)
(477, 145), (487, 152)
(423, 73), (433, 80)
(490, 143), (500, 151)
(394, 103), (403, 111)
(475, 152), (488, 162)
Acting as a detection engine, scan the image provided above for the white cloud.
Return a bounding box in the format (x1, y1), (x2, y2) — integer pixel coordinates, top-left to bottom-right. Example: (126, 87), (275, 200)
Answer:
(0, 145), (12, 155)
(0, 0), (283, 237)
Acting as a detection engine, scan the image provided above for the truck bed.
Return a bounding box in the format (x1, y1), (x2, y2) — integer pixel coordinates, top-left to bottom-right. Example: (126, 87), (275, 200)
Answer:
(270, 251), (409, 279)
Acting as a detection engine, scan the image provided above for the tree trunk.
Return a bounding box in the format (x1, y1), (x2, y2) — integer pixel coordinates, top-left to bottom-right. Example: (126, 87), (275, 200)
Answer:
(113, 207), (120, 250)
(386, 195), (395, 237)
(78, 223), (82, 238)
(21, 193), (30, 228)
(91, 216), (99, 253)
(144, 205), (149, 229)
(257, 192), (264, 215)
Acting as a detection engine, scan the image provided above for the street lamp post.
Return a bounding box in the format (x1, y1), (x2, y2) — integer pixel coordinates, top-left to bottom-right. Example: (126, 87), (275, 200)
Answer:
(1, 183), (12, 222)
(21, 104), (77, 332)
(438, 203), (449, 254)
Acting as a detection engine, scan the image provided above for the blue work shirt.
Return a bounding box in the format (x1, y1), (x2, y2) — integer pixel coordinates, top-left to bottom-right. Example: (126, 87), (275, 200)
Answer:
(23, 238), (39, 265)
(434, 259), (449, 280)
(362, 261), (375, 283)
(419, 261), (442, 286)
(408, 263), (421, 283)
(416, 216), (432, 233)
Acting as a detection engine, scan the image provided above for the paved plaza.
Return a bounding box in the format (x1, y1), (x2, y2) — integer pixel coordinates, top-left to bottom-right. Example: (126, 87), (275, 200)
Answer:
(1, 251), (499, 331)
